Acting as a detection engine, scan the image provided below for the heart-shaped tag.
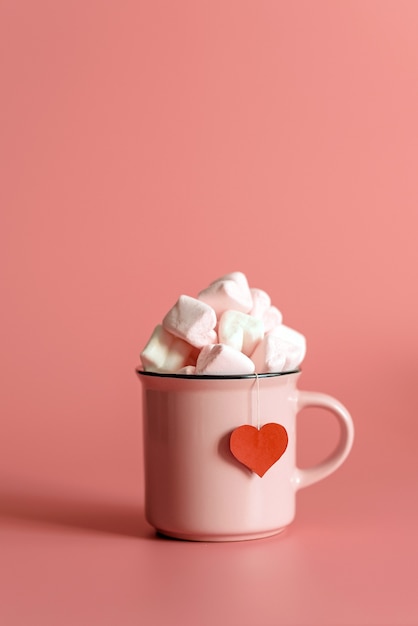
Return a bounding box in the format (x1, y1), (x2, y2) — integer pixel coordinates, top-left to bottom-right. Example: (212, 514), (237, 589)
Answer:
(230, 423), (288, 477)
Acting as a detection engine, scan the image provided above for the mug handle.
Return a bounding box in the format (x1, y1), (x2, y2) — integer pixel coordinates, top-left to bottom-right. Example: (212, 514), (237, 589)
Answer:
(293, 391), (354, 490)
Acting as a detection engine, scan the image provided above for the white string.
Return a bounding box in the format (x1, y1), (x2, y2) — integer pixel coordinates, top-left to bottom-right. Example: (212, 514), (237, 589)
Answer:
(255, 372), (260, 430)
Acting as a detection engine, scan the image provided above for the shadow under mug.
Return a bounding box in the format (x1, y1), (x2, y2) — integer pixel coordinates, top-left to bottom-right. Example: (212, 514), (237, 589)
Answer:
(136, 369), (354, 542)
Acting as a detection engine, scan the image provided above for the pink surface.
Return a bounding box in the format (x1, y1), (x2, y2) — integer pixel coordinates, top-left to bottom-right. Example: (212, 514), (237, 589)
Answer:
(139, 372), (353, 541)
(1, 1), (417, 624)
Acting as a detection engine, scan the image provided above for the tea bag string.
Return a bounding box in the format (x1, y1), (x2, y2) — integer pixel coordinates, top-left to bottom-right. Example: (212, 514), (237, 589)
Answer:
(255, 372), (260, 431)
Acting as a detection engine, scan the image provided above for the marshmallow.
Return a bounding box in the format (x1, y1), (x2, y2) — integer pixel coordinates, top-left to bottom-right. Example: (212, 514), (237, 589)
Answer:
(195, 344), (255, 375)
(140, 273), (308, 376)
(176, 365), (197, 375)
(198, 277), (253, 316)
(268, 324), (306, 361)
(251, 324), (306, 373)
(252, 334), (301, 373)
(140, 325), (196, 372)
(218, 310), (264, 356)
(249, 288), (271, 318)
(162, 295), (217, 348)
(262, 306), (283, 332)
(214, 271), (250, 289)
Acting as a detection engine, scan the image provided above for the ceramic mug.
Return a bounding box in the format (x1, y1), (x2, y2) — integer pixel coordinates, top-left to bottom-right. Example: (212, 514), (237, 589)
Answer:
(137, 369), (354, 542)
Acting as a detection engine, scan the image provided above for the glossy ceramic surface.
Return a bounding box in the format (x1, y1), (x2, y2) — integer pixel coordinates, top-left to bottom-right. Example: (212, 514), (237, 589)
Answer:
(137, 371), (354, 541)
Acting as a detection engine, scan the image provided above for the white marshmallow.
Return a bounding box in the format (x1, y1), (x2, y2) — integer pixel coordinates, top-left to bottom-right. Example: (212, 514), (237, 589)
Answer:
(268, 323), (306, 361)
(176, 365), (197, 375)
(218, 310), (264, 356)
(198, 279), (253, 316)
(162, 295), (217, 348)
(195, 344), (255, 375)
(140, 325), (195, 372)
(251, 334), (287, 373)
(140, 273), (307, 376)
(262, 305), (283, 332)
(251, 323), (306, 372)
(214, 271), (250, 289)
(252, 334), (304, 373)
(249, 288), (271, 318)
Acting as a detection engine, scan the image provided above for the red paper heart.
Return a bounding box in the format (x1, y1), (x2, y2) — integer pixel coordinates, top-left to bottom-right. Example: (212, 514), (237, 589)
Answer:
(230, 423), (288, 477)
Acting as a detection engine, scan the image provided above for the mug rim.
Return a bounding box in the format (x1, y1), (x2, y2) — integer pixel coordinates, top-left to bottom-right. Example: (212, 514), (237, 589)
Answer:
(135, 368), (300, 380)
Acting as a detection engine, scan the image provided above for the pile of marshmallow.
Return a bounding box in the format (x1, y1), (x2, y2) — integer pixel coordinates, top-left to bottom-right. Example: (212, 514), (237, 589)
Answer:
(140, 272), (306, 375)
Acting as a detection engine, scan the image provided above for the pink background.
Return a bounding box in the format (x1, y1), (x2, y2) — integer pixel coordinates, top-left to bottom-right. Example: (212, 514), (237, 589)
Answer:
(1, 1), (417, 624)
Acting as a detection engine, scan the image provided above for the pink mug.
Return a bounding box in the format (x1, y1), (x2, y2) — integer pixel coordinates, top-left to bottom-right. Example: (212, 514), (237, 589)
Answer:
(137, 370), (354, 542)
